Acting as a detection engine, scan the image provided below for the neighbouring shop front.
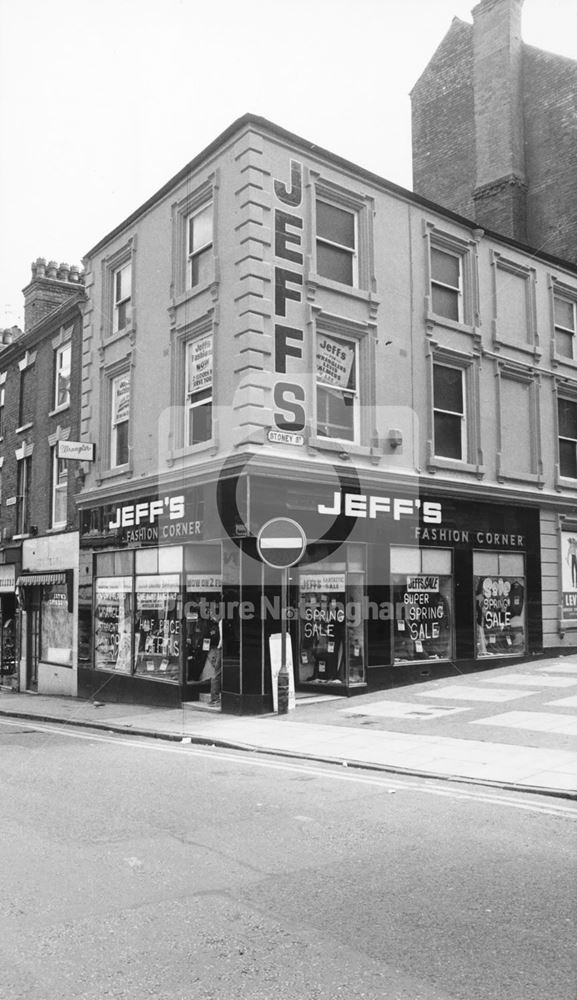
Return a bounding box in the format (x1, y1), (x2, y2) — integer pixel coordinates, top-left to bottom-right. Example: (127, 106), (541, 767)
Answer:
(0, 561), (18, 686)
(17, 533), (79, 697)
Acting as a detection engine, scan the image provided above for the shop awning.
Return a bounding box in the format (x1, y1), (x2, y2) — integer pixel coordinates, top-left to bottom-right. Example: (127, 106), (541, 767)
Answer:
(17, 573), (67, 587)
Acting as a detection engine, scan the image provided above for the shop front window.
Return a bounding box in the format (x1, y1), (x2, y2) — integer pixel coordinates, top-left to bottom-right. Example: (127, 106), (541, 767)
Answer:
(40, 583), (72, 665)
(134, 575), (181, 681)
(94, 577), (133, 672)
(392, 547), (453, 664)
(474, 552), (525, 658)
(299, 572), (346, 684)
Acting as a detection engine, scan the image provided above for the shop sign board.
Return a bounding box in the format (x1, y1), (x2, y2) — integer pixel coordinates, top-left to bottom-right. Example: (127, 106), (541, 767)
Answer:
(187, 334), (213, 394)
(267, 429), (304, 446)
(561, 531), (577, 620)
(257, 518), (307, 569)
(57, 440), (95, 462)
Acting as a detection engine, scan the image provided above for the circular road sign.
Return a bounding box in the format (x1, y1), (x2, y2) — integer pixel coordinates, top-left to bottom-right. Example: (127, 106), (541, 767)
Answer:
(256, 517), (307, 569)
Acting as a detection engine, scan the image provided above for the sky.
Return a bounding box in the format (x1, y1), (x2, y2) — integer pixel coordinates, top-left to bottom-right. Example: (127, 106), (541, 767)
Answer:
(0, 0), (576, 328)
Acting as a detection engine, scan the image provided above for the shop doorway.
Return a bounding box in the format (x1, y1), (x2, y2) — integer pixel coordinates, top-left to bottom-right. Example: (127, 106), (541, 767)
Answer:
(25, 592), (41, 692)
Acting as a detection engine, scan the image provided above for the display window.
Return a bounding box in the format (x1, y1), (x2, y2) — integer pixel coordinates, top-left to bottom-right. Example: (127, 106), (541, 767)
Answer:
(40, 583), (72, 666)
(94, 576), (133, 672)
(392, 547), (453, 664)
(134, 574), (181, 681)
(184, 548), (222, 685)
(473, 552), (525, 657)
(297, 546), (367, 687)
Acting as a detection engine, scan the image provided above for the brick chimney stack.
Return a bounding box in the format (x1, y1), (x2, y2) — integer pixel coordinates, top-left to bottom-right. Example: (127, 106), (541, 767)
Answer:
(22, 257), (85, 333)
(472, 0), (527, 240)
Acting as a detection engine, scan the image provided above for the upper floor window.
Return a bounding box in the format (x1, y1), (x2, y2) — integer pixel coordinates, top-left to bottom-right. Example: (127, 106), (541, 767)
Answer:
(110, 373), (130, 468)
(18, 365), (35, 429)
(316, 201), (357, 286)
(16, 456), (32, 536)
(433, 363), (466, 460)
(113, 261), (132, 333)
(187, 203), (213, 289)
(185, 334), (213, 446)
(0, 386), (4, 438)
(554, 295), (576, 360)
(431, 247), (462, 322)
(51, 448), (68, 528)
(558, 398), (577, 479)
(316, 332), (358, 441)
(54, 342), (71, 410)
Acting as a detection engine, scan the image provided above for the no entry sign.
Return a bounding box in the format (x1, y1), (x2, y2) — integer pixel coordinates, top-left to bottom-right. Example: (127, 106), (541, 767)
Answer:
(256, 517), (307, 569)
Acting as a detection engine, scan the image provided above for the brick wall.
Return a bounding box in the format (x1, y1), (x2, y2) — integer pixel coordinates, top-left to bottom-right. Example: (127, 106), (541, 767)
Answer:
(523, 46), (577, 265)
(411, 18), (476, 219)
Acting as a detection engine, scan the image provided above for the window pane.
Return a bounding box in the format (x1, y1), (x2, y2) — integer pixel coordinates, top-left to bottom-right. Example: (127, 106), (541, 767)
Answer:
(41, 584), (72, 665)
(432, 284), (460, 321)
(189, 204), (212, 253)
(421, 549), (452, 574)
(434, 412), (462, 459)
(317, 202), (355, 249)
(316, 335), (356, 389)
(554, 297), (575, 331)
(188, 401), (212, 446)
(115, 420), (129, 465)
(558, 399), (577, 439)
(317, 386), (355, 440)
(434, 365), (463, 414)
(390, 547), (421, 575)
(431, 248), (460, 288)
(556, 330), (574, 359)
(317, 243), (353, 285)
(560, 439), (577, 478)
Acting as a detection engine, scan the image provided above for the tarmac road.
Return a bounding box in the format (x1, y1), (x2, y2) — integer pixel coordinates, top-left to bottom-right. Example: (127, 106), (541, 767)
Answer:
(1, 720), (575, 1000)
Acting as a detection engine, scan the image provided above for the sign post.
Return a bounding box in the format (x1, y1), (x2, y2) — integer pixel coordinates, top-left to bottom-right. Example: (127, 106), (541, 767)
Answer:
(257, 518), (307, 714)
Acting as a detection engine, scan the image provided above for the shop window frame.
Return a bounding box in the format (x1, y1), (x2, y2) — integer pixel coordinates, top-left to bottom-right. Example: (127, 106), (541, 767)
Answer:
(424, 221), (479, 333)
(16, 351), (37, 433)
(171, 175), (217, 306)
(14, 443), (33, 538)
(555, 382), (577, 485)
(426, 345), (484, 477)
(550, 276), (577, 369)
(309, 311), (375, 457)
(101, 239), (136, 343)
(50, 446), (68, 530)
(309, 175), (375, 300)
(390, 545), (454, 665)
(169, 314), (216, 461)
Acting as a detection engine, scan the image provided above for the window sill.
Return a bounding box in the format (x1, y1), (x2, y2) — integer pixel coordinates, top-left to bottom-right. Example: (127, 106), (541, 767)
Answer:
(172, 279), (217, 312)
(99, 465), (132, 482)
(497, 470), (544, 488)
(425, 312), (475, 336)
(15, 423), (33, 434)
(552, 352), (577, 369)
(167, 438), (216, 463)
(48, 404), (70, 418)
(12, 534), (30, 541)
(104, 325), (135, 346)
(427, 457), (485, 478)
(308, 436), (372, 460)
(556, 475), (577, 491)
(308, 273), (375, 304)
(492, 336), (542, 360)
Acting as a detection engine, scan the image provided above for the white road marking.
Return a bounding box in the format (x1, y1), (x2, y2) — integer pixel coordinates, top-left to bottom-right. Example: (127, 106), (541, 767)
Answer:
(0, 716), (575, 819)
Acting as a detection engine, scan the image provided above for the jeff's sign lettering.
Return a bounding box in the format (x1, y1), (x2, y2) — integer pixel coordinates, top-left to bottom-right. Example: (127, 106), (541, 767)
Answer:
(108, 494), (201, 543)
(273, 159), (306, 434)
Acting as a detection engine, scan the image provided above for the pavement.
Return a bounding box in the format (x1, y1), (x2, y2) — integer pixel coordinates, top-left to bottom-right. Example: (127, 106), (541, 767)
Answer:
(2, 655), (577, 800)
